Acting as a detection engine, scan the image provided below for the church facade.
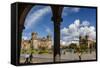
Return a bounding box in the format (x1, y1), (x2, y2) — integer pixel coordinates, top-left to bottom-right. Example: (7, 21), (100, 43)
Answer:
(79, 35), (95, 48)
(21, 32), (52, 50)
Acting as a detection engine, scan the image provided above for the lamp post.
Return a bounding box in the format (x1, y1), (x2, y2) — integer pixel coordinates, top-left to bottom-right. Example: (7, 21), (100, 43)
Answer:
(51, 6), (63, 62)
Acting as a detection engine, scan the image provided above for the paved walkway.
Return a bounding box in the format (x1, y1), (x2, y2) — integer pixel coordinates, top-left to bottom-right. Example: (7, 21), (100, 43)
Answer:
(20, 51), (96, 63)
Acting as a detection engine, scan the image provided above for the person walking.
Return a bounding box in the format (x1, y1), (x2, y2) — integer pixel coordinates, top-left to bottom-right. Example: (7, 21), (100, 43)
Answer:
(29, 53), (33, 63)
(24, 53), (30, 63)
(78, 52), (82, 61)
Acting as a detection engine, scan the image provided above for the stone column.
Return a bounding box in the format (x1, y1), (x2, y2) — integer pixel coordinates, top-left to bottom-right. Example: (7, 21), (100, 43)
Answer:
(18, 4), (33, 64)
(17, 25), (25, 64)
(51, 6), (63, 62)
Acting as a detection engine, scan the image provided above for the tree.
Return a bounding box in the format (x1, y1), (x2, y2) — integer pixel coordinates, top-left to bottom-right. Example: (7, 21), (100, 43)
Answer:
(69, 43), (77, 49)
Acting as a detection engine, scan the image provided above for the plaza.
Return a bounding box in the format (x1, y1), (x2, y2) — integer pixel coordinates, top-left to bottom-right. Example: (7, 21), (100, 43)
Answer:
(20, 51), (96, 63)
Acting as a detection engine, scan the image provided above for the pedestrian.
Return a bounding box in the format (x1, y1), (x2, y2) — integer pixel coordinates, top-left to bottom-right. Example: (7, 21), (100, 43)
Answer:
(24, 53), (30, 63)
(78, 52), (81, 60)
(29, 53), (33, 63)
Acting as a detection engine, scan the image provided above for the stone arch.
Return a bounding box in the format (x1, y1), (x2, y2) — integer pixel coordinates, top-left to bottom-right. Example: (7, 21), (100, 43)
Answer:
(18, 3), (64, 64)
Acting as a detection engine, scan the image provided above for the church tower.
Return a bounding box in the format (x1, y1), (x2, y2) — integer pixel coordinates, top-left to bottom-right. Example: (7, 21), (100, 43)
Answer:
(46, 33), (52, 49)
(31, 32), (38, 49)
(32, 32), (38, 40)
(47, 34), (52, 41)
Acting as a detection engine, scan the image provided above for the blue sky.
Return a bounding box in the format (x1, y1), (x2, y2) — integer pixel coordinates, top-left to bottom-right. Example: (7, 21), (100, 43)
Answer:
(22, 5), (53, 40)
(61, 7), (96, 29)
(22, 5), (96, 45)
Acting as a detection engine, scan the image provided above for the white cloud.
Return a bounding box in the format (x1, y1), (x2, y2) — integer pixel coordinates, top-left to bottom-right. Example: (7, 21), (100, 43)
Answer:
(61, 27), (68, 35)
(60, 40), (66, 45)
(22, 32), (31, 40)
(61, 19), (80, 37)
(71, 8), (80, 12)
(79, 26), (89, 36)
(61, 19), (96, 45)
(74, 19), (80, 27)
(90, 26), (95, 31)
(62, 7), (80, 16)
(81, 20), (90, 26)
(22, 36), (30, 40)
(45, 27), (51, 34)
(79, 26), (96, 39)
(69, 19), (80, 29)
(25, 6), (51, 30)
(69, 23), (76, 32)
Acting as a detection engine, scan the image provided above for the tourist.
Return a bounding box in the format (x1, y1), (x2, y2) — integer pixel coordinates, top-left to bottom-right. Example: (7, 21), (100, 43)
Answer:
(29, 53), (33, 63)
(78, 52), (82, 60)
(24, 53), (30, 63)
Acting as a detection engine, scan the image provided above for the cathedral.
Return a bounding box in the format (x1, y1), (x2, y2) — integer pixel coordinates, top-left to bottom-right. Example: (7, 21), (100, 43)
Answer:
(79, 35), (95, 48)
(21, 32), (52, 50)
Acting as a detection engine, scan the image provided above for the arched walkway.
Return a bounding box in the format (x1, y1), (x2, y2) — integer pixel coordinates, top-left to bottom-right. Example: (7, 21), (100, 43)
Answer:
(18, 3), (64, 64)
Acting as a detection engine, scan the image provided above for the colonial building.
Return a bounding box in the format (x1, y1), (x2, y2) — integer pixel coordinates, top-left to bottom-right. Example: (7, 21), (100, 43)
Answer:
(60, 35), (95, 49)
(79, 35), (95, 48)
(21, 39), (31, 50)
(21, 32), (52, 50)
